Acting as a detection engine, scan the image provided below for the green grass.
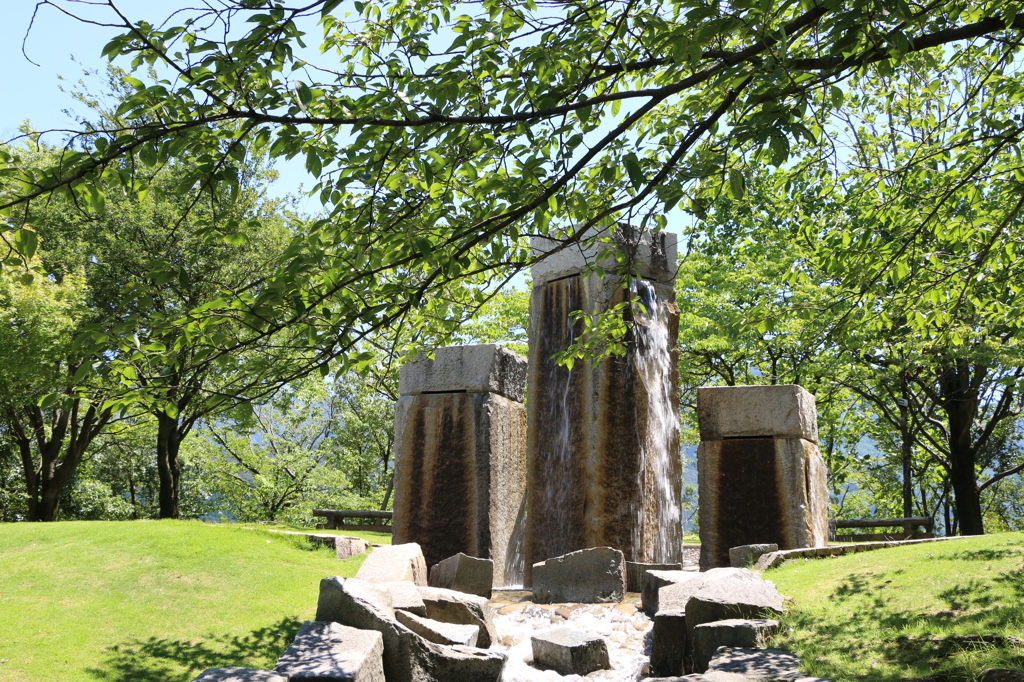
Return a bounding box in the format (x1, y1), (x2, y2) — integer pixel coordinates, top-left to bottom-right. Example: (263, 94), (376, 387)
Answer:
(0, 520), (367, 682)
(226, 521), (393, 545)
(770, 532), (1024, 681)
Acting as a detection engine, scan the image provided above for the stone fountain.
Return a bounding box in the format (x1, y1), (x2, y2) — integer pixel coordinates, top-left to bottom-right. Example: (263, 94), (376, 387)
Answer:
(523, 225), (682, 585)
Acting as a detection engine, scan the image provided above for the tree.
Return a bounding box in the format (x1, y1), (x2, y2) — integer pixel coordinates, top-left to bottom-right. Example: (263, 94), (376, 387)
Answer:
(5, 0), (1024, 383)
(0, 250), (115, 521)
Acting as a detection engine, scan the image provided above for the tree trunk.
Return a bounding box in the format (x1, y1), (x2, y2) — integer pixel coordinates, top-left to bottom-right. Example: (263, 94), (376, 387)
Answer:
(156, 411), (182, 519)
(939, 359), (985, 536)
(7, 402), (111, 522)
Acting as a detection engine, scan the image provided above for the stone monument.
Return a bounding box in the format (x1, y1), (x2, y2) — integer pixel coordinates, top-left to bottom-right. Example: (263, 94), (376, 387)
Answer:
(524, 224), (682, 585)
(696, 384), (829, 570)
(392, 344), (528, 587)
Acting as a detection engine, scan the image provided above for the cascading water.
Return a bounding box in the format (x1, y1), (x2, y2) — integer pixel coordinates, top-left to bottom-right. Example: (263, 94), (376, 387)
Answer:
(630, 280), (682, 563)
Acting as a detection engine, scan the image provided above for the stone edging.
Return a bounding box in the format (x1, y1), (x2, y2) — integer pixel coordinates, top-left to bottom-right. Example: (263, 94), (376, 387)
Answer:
(755, 535), (972, 571)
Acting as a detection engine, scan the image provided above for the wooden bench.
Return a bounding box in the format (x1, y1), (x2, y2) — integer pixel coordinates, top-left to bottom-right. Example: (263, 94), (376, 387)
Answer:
(313, 509), (393, 533)
(828, 516), (934, 543)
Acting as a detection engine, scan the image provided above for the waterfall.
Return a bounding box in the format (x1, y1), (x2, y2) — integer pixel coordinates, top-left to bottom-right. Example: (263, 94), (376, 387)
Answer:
(631, 280), (682, 563)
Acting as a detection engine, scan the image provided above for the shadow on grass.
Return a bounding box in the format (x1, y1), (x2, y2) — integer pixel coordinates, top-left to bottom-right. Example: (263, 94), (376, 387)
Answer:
(782, 565), (1024, 682)
(87, 616), (302, 682)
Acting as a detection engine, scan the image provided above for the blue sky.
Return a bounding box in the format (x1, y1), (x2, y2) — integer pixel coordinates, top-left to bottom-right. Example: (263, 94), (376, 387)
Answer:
(1, 1), (312, 200)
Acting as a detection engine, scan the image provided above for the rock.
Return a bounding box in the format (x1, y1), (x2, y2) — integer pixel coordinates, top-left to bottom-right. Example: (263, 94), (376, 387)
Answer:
(627, 562), (683, 593)
(355, 544), (428, 586)
(532, 547), (626, 604)
(335, 537), (371, 561)
(395, 610), (479, 647)
(429, 553), (493, 598)
(643, 570), (706, 616)
(650, 609), (688, 677)
(191, 669), (286, 682)
(417, 585), (498, 648)
(379, 582), (427, 617)
(316, 577), (505, 682)
(707, 647), (803, 681)
(530, 225), (678, 288)
(684, 570), (784, 642)
(646, 674), (749, 682)
(399, 344), (528, 402)
(729, 544), (778, 569)
(981, 672), (1024, 682)
(696, 385), (818, 442)
(530, 628), (610, 676)
(692, 618), (780, 673)
(274, 621), (384, 682)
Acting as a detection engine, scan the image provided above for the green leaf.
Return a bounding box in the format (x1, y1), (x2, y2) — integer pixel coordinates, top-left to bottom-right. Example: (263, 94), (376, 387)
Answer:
(728, 169), (746, 200)
(623, 153), (644, 190)
(14, 229), (38, 260)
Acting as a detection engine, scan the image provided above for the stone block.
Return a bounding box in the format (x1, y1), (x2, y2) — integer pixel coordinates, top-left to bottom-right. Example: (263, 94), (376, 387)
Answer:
(393, 391), (526, 587)
(335, 537), (370, 561)
(692, 618), (780, 674)
(429, 553), (493, 598)
(645, 674), (749, 682)
(274, 621), (384, 682)
(399, 344), (527, 402)
(379, 581), (426, 617)
(532, 547), (626, 604)
(395, 610), (479, 647)
(530, 628), (610, 676)
(642, 570), (706, 616)
(627, 562), (683, 593)
(696, 385), (817, 442)
(417, 585), (497, 648)
(707, 647), (803, 681)
(191, 669), (286, 682)
(530, 224), (678, 287)
(355, 544), (428, 586)
(655, 568), (747, 614)
(698, 437), (829, 569)
(316, 577), (506, 682)
(685, 571), (784, 644)
(729, 544), (778, 569)
(650, 609), (688, 677)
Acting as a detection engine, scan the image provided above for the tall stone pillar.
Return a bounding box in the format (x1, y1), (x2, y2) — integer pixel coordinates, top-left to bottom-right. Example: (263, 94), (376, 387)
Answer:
(392, 344), (527, 588)
(696, 385), (830, 570)
(524, 225), (682, 586)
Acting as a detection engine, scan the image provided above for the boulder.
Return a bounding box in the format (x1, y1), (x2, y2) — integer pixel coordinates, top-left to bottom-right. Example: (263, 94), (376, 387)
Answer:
(729, 544), (778, 569)
(643, 570), (706, 616)
(707, 647), (803, 681)
(417, 585), (498, 648)
(645, 674), (749, 682)
(274, 621), (384, 682)
(355, 544), (428, 586)
(684, 571), (784, 644)
(626, 562), (683, 593)
(981, 671), (1024, 682)
(191, 669), (286, 682)
(530, 628), (610, 676)
(335, 537), (371, 561)
(532, 547), (626, 604)
(428, 553), (493, 598)
(692, 619), (780, 673)
(649, 609), (687, 677)
(395, 610), (479, 647)
(379, 581), (426, 617)
(316, 577), (505, 682)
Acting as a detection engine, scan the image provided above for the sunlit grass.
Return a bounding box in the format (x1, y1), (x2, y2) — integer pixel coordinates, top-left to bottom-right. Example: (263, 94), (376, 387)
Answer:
(0, 520), (366, 682)
(228, 520), (393, 545)
(770, 532), (1024, 681)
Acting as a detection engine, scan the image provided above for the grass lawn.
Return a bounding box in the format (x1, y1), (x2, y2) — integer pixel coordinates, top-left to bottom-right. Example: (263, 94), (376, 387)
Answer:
(770, 532), (1024, 681)
(0, 520), (367, 682)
